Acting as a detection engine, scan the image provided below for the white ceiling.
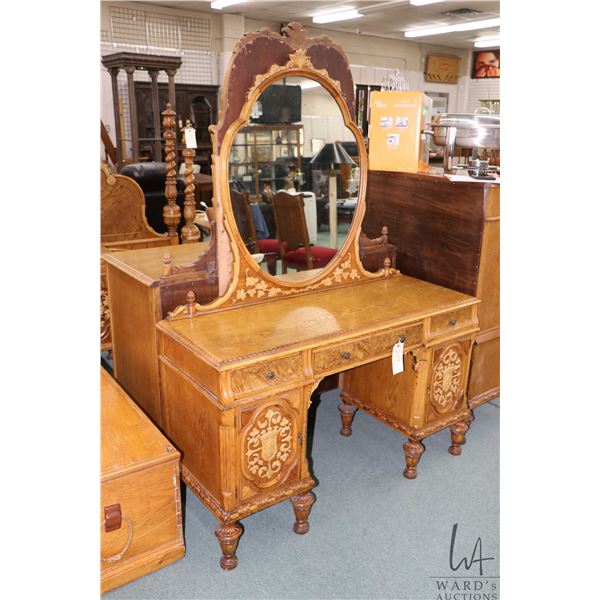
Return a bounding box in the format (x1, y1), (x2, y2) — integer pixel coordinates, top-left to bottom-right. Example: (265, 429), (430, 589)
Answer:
(143, 1), (500, 49)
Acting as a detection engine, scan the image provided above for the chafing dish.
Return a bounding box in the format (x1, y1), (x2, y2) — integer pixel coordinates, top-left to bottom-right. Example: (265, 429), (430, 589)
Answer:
(430, 111), (500, 172)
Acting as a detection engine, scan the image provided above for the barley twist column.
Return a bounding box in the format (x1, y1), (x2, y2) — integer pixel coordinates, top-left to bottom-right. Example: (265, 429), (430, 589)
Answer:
(180, 120), (201, 243)
(162, 103), (181, 243)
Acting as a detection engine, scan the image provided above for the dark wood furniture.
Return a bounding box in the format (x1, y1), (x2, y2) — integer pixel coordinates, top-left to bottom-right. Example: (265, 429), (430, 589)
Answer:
(135, 82), (219, 173)
(101, 368), (184, 592)
(153, 22), (480, 570)
(363, 170), (500, 407)
(355, 84), (381, 138)
(101, 52), (182, 170)
(271, 191), (336, 272)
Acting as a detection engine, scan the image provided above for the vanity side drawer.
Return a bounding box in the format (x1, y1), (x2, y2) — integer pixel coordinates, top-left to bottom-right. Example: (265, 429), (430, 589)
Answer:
(313, 338), (371, 375)
(429, 306), (476, 338)
(230, 353), (304, 396)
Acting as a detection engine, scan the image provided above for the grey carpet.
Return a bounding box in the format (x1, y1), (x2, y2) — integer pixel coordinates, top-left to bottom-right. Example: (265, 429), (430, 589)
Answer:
(105, 390), (499, 600)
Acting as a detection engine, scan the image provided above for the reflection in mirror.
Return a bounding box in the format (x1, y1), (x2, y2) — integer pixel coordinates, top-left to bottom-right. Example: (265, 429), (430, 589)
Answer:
(228, 76), (360, 278)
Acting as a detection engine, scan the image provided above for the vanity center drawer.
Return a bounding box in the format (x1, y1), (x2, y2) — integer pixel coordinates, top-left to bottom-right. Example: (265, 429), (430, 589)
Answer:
(313, 323), (422, 376)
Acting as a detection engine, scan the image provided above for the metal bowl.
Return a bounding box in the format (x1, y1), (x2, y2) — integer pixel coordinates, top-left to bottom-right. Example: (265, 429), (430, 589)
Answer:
(432, 113), (500, 149)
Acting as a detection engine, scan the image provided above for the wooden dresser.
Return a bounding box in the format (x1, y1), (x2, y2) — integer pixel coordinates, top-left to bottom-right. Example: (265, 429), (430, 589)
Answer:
(157, 275), (479, 568)
(363, 170), (499, 407)
(100, 369), (184, 593)
(103, 239), (218, 426)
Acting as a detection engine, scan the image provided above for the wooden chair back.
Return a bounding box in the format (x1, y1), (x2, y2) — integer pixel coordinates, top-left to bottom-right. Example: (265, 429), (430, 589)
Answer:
(271, 191), (311, 253)
(230, 189), (257, 252)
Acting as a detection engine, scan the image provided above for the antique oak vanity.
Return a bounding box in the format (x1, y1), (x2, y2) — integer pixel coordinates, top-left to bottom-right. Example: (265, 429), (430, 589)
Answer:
(154, 23), (480, 569)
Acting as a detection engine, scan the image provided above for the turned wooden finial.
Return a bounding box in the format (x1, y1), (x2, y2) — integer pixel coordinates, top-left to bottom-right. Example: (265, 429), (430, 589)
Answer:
(162, 102), (181, 244)
(382, 257), (399, 277)
(162, 252), (172, 277)
(186, 290), (197, 315)
(381, 226), (389, 244)
(180, 119), (201, 244)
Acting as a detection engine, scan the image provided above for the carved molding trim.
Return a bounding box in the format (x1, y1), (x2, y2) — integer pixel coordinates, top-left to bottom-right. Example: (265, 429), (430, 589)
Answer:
(340, 390), (472, 439)
(252, 48), (342, 98)
(232, 255), (361, 303)
(242, 405), (296, 488)
(430, 344), (465, 414)
(181, 464), (314, 523)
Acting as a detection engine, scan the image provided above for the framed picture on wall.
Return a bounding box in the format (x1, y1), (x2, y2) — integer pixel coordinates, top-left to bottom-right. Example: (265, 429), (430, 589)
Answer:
(471, 49), (500, 79)
(424, 54), (461, 83)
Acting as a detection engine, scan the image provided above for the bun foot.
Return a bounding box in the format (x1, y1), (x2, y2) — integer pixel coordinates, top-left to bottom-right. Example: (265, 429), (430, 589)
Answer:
(290, 491), (315, 534)
(338, 399), (357, 437)
(215, 522), (242, 570)
(403, 440), (424, 479)
(449, 418), (472, 456)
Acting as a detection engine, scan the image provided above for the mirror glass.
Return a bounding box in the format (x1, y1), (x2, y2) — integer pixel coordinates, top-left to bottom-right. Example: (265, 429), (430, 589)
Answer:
(228, 76), (360, 279)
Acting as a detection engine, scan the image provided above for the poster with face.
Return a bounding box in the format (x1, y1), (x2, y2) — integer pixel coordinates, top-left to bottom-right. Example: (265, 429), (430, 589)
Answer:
(471, 50), (500, 79)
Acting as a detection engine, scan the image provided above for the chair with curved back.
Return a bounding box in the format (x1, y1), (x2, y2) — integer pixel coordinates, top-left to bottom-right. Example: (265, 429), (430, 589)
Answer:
(230, 189), (281, 275)
(271, 190), (337, 273)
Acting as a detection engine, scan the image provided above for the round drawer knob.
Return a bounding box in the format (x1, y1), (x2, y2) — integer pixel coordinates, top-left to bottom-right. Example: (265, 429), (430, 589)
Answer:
(266, 371), (275, 379)
(449, 319), (457, 326)
(399, 336), (406, 343)
(342, 351), (351, 360)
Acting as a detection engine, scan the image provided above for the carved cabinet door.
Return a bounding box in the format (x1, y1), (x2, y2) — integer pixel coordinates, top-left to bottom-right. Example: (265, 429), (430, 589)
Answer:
(236, 389), (305, 503)
(425, 338), (472, 424)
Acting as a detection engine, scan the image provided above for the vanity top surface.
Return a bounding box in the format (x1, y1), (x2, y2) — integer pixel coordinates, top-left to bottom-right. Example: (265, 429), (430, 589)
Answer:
(157, 275), (479, 366)
(102, 241), (210, 284)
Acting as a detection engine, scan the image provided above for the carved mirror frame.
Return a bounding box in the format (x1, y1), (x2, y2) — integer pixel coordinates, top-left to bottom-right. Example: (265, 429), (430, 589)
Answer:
(175, 23), (394, 315)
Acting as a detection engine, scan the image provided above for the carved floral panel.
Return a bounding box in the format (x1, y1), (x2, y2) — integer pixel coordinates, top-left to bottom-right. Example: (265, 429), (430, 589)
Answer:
(242, 404), (297, 488)
(429, 344), (466, 414)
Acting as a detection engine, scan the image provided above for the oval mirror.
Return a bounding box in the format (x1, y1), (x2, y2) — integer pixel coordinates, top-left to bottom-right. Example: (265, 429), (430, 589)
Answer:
(228, 76), (361, 279)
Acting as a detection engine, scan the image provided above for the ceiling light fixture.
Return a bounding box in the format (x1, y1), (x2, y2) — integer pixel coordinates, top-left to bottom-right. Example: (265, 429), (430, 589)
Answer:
(211, 0), (246, 10)
(404, 17), (500, 38)
(409, 0), (445, 6)
(474, 38), (500, 48)
(313, 9), (364, 24)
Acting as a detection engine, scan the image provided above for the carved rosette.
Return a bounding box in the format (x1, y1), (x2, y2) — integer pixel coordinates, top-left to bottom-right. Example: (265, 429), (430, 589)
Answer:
(430, 344), (465, 414)
(242, 405), (296, 488)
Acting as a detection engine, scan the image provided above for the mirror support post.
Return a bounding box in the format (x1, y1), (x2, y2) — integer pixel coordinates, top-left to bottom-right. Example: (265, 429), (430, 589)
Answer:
(328, 164), (338, 249)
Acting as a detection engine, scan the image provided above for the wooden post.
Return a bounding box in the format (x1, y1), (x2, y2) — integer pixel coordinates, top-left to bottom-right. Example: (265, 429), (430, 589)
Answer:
(162, 103), (181, 244)
(166, 69), (178, 163)
(148, 69), (162, 162)
(108, 68), (124, 169)
(124, 66), (139, 161)
(180, 120), (201, 244)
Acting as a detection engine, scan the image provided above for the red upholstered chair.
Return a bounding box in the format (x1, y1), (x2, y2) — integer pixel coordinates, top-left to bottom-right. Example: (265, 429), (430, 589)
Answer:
(230, 190), (285, 275)
(271, 191), (337, 274)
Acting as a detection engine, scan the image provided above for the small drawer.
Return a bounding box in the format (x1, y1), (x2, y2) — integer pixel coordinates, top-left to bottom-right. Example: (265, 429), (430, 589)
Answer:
(370, 323), (422, 356)
(313, 338), (371, 375)
(429, 307), (475, 338)
(230, 353), (303, 396)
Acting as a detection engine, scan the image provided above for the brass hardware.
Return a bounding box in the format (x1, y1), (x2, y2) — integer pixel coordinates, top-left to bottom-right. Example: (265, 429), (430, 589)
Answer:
(104, 503), (122, 532)
(342, 351), (351, 360)
(449, 319), (457, 326)
(266, 371), (275, 379)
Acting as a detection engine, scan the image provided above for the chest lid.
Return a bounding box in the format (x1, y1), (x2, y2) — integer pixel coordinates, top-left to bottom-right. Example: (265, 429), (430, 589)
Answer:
(101, 369), (178, 481)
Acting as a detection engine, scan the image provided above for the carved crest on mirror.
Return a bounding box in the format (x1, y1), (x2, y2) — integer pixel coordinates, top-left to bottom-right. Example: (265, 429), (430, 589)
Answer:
(168, 22), (399, 318)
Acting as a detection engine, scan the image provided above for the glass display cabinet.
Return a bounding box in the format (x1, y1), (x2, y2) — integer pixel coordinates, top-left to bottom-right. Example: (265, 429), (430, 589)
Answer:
(229, 124), (303, 199)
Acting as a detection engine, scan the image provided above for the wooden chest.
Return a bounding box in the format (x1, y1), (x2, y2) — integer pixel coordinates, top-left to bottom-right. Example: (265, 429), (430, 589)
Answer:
(100, 369), (185, 593)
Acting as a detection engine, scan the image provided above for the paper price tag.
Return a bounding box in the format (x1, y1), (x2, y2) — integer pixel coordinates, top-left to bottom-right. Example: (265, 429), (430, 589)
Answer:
(184, 127), (197, 149)
(391, 338), (404, 375)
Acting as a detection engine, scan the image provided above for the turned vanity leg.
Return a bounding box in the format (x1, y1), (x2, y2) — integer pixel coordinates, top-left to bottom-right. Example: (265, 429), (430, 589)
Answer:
(265, 254), (277, 276)
(290, 491), (315, 534)
(215, 521), (243, 570)
(338, 398), (358, 437)
(403, 439), (425, 479)
(449, 416), (473, 456)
